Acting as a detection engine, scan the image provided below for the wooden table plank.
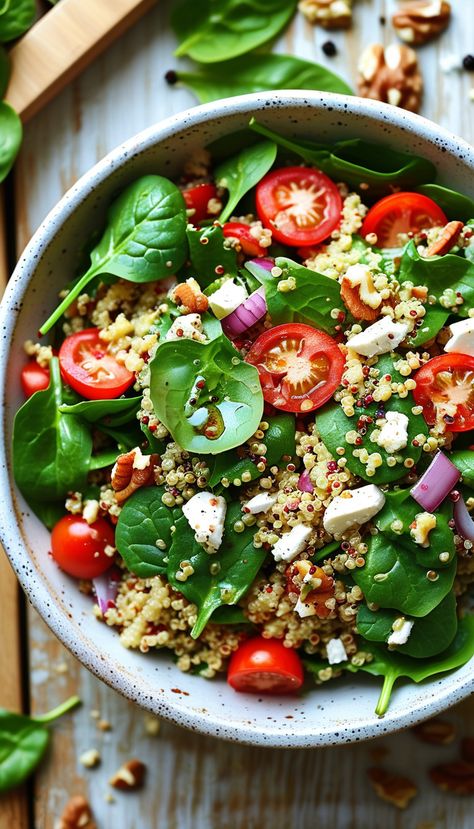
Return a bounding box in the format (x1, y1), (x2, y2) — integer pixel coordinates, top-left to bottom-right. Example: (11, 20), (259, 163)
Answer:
(9, 0), (474, 825)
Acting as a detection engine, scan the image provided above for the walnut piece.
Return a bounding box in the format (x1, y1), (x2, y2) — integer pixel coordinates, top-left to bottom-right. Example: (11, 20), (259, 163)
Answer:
(430, 761), (474, 795)
(426, 221), (464, 256)
(109, 758), (146, 791)
(412, 718), (456, 745)
(367, 767), (418, 809)
(298, 0), (352, 28)
(58, 795), (96, 829)
(357, 43), (422, 113)
(111, 448), (159, 504)
(392, 1), (451, 46)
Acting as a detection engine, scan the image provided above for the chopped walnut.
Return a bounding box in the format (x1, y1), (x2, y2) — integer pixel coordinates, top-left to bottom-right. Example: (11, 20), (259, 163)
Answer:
(298, 0), (352, 28)
(367, 767), (418, 809)
(412, 718), (455, 745)
(111, 448), (160, 504)
(109, 759), (146, 790)
(392, 1), (451, 46)
(58, 795), (96, 829)
(357, 43), (422, 113)
(430, 761), (474, 795)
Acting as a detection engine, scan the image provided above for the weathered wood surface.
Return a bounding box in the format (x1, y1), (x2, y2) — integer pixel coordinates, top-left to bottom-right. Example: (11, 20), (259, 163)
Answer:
(9, 1), (474, 826)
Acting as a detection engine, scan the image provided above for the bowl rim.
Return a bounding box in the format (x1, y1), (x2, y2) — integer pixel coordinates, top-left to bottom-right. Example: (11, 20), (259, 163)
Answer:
(1, 90), (474, 748)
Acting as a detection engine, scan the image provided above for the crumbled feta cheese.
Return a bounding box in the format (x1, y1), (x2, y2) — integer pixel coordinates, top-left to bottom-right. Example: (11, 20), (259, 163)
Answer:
(410, 512), (437, 547)
(348, 316), (409, 357)
(132, 446), (152, 470)
(243, 493), (278, 515)
(387, 618), (414, 646)
(323, 484), (386, 537)
(271, 524), (312, 563)
(79, 748), (101, 768)
(444, 318), (474, 357)
(83, 499), (99, 525)
(344, 264), (382, 309)
(166, 313), (206, 342)
(326, 638), (348, 665)
(376, 411), (409, 453)
(208, 279), (248, 320)
(294, 596), (317, 618)
(182, 492), (227, 553)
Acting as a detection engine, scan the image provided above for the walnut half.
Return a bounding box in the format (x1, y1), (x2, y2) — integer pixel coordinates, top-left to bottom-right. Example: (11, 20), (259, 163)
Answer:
(298, 0), (352, 28)
(357, 43), (422, 113)
(392, 0), (451, 46)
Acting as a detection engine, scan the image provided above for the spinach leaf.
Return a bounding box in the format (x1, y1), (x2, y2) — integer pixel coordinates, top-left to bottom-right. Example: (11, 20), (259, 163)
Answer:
(450, 450), (474, 489)
(0, 102), (22, 183)
(13, 358), (92, 503)
(210, 605), (249, 625)
(316, 354), (428, 484)
(115, 487), (180, 577)
(216, 140), (277, 224)
(172, 0), (297, 63)
(352, 532), (456, 618)
(0, 696), (79, 793)
(399, 240), (474, 317)
(186, 225), (238, 287)
(167, 501), (267, 638)
(356, 591), (458, 658)
(149, 333), (264, 455)
(311, 540), (341, 563)
(40, 176), (188, 334)
(374, 488), (455, 569)
(416, 184), (474, 223)
(58, 396), (141, 423)
(207, 413), (295, 487)
(249, 119), (436, 196)
(88, 448), (120, 470)
(173, 53), (352, 104)
(0, 45), (9, 97)
(28, 499), (65, 530)
(246, 257), (346, 336)
(407, 305), (449, 347)
(0, 0), (35, 42)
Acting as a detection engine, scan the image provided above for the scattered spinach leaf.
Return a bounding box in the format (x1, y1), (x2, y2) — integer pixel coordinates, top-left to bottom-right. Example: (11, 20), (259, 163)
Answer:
(216, 140), (277, 224)
(149, 333), (264, 455)
(407, 305), (449, 347)
(450, 450), (474, 489)
(172, 53), (352, 104)
(115, 486), (180, 577)
(172, 0), (297, 63)
(0, 696), (79, 793)
(356, 591), (458, 658)
(210, 605), (249, 625)
(58, 396), (141, 423)
(399, 240), (474, 317)
(416, 183), (474, 223)
(27, 499), (65, 530)
(186, 225), (238, 287)
(0, 0), (35, 42)
(0, 101), (22, 183)
(40, 176), (188, 334)
(311, 540), (341, 563)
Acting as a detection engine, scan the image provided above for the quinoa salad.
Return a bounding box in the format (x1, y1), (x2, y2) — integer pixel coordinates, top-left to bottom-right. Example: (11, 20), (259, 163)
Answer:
(13, 121), (474, 715)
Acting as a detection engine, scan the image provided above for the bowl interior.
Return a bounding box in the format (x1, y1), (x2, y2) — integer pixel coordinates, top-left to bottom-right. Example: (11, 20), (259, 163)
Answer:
(1, 92), (473, 747)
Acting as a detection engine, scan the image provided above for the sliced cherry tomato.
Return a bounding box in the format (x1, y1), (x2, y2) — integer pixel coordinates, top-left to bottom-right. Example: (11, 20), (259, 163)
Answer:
(361, 192), (448, 248)
(182, 183), (217, 223)
(50, 515), (115, 579)
(245, 323), (344, 414)
(227, 636), (304, 694)
(21, 360), (50, 397)
(59, 328), (134, 400)
(413, 353), (474, 432)
(222, 222), (267, 257)
(255, 166), (342, 247)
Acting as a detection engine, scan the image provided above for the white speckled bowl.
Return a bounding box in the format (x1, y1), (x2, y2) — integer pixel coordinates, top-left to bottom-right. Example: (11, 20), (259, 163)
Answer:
(1, 92), (473, 747)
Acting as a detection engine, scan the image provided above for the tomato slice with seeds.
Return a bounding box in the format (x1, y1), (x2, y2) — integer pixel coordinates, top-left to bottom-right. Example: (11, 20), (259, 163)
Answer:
(361, 192), (448, 248)
(222, 221), (267, 257)
(59, 328), (134, 400)
(245, 323), (344, 414)
(413, 353), (474, 432)
(227, 636), (304, 695)
(255, 166), (342, 247)
(182, 183), (217, 223)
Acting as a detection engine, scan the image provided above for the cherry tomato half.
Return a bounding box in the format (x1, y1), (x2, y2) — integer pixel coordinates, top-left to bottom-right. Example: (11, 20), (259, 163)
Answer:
(182, 183), (217, 223)
(50, 515), (115, 579)
(361, 192), (448, 248)
(222, 222), (267, 257)
(255, 166), (342, 247)
(413, 353), (474, 432)
(59, 328), (134, 400)
(227, 636), (304, 694)
(21, 360), (50, 397)
(245, 323), (344, 414)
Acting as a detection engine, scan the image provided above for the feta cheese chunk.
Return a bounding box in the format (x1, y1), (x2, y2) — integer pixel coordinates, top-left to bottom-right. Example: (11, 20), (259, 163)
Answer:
(348, 316), (409, 357)
(444, 318), (474, 357)
(208, 279), (248, 320)
(323, 484), (386, 538)
(344, 264), (382, 309)
(410, 512), (437, 547)
(132, 446), (152, 470)
(387, 618), (414, 647)
(294, 596), (317, 618)
(243, 493), (278, 515)
(326, 638), (348, 665)
(182, 491), (227, 553)
(376, 411), (409, 454)
(166, 313), (206, 342)
(271, 524), (312, 563)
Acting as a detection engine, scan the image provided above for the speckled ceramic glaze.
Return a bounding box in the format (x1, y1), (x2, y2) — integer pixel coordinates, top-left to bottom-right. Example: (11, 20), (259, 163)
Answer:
(1, 92), (473, 747)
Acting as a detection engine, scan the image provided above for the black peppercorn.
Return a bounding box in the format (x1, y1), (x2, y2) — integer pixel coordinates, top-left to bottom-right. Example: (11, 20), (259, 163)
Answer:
(165, 70), (178, 85)
(322, 40), (337, 57)
(463, 54), (474, 71)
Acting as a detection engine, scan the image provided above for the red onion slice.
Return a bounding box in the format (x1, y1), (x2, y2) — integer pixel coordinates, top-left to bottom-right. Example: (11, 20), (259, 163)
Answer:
(410, 451), (461, 512)
(248, 256), (274, 271)
(298, 470), (314, 493)
(454, 494), (474, 542)
(93, 566), (121, 615)
(222, 287), (267, 338)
